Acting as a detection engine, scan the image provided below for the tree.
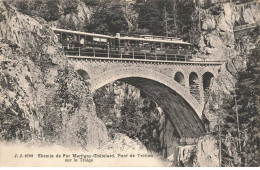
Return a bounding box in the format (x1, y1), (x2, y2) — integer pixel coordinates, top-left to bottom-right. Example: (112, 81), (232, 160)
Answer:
(216, 38), (260, 167)
(133, 0), (195, 39)
(93, 81), (162, 153)
(84, 0), (129, 34)
(235, 44), (260, 166)
(176, 1), (196, 41)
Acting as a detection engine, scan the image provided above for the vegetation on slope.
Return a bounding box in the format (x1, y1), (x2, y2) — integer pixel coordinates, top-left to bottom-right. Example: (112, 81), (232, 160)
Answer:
(8, 0), (196, 40)
(93, 82), (162, 153)
(212, 28), (260, 166)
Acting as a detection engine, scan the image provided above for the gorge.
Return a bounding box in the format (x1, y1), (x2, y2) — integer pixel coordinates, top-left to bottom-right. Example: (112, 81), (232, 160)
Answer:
(0, 0), (259, 167)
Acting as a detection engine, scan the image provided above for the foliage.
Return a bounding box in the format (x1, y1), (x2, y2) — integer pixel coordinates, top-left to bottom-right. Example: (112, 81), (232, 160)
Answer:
(133, 0), (195, 39)
(234, 45), (260, 166)
(84, 0), (129, 34)
(8, 0), (196, 39)
(133, 0), (175, 36)
(9, 0), (78, 22)
(93, 82), (162, 153)
(175, 1), (196, 41)
(61, 0), (78, 16)
(0, 111), (31, 142)
(216, 41), (260, 167)
(42, 68), (81, 143)
(0, 72), (32, 142)
(82, 0), (100, 6)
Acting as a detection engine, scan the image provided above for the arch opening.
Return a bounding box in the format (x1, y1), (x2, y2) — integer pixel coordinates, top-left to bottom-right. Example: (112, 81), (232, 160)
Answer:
(93, 76), (205, 138)
(189, 72), (200, 102)
(77, 69), (90, 80)
(203, 72), (214, 101)
(174, 72), (185, 86)
(93, 77), (205, 159)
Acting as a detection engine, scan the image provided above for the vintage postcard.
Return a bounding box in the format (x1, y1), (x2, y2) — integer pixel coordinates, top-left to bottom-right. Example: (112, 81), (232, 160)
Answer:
(0, 0), (259, 167)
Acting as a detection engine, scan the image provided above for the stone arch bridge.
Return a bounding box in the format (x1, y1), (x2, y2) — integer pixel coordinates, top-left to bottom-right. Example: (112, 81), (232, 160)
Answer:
(67, 56), (223, 144)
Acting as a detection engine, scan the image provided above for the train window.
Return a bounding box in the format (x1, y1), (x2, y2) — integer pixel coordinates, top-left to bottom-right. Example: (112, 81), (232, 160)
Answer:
(79, 35), (84, 40)
(73, 34), (79, 42)
(179, 45), (185, 50)
(165, 43), (170, 49)
(161, 43), (165, 49)
(155, 42), (160, 48)
(137, 41), (143, 47)
(172, 44), (178, 49)
(143, 42), (149, 48)
(93, 37), (100, 42)
(62, 33), (66, 40)
(100, 38), (107, 42)
(86, 36), (93, 41)
(80, 37), (85, 45)
(129, 40), (136, 46)
(115, 39), (119, 46)
(120, 40), (125, 46)
(55, 33), (61, 40)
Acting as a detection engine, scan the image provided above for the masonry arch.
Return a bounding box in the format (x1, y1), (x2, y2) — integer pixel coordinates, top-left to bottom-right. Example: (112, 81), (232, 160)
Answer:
(203, 72), (214, 101)
(77, 69), (90, 80)
(174, 72), (185, 86)
(86, 67), (205, 139)
(189, 72), (200, 102)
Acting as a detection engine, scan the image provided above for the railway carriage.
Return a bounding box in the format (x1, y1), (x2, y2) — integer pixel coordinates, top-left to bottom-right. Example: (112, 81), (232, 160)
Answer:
(53, 28), (193, 61)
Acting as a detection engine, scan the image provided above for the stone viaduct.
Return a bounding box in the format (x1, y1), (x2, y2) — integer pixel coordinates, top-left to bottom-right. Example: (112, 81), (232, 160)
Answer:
(67, 55), (223, 143)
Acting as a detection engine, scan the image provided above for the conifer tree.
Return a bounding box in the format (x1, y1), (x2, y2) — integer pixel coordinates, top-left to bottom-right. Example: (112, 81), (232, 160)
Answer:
(217, 39), (260, 167)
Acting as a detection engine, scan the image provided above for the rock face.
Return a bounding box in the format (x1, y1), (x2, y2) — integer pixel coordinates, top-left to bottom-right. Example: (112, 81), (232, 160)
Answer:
(196, 1), (260, 131)
(196, 2), (259, 63)
(173, 2), (260, 167)
(51, 0), (92, 30)
(175, 135), (219, 167)
(0, 0), (108, 148)
(93, 81), (180, 159)
(194, 135), (219, 167)
(99, 133), (171, 166)
(0, 0), (259, 167)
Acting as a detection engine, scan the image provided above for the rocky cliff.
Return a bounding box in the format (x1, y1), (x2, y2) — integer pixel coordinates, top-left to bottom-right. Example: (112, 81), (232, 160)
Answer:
(197, 1), (259, 130)
(92, 1), (259, 166)
(0, 0), (259, 167)
(193, 1), (259, 167)
(196, 1), (259, 62)
(51, 0), (92, 30)
(0, 0), (108, 148)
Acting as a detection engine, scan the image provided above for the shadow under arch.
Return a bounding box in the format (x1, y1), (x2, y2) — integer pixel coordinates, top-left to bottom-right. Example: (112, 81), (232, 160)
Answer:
(189, 72), (200, 102)
(203, 72), (214, 101)
(88, 67), (206, 138)
(77, 69), (90, 80)
(203, 72), (214, 90)
(174, 71), (185, 86)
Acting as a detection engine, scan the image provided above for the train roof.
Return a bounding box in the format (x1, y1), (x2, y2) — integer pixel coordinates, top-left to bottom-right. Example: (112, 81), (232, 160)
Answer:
(52, 28), (114, 39)
(140, 35), (182, 41)
(52, 28), (191, 45)
(118, 36), (191, 45)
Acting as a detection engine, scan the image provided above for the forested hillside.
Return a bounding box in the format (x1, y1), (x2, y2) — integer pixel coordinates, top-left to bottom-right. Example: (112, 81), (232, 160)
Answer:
(0, 0), (259, 167)
(6, 0), (197, 40)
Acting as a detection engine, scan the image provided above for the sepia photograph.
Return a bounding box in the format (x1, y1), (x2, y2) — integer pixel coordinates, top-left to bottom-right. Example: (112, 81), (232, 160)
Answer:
(0, 0), (259, 167)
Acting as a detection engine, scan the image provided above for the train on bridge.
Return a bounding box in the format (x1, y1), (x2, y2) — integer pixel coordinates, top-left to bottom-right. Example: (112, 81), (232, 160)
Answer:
(53, 28), (193, 62)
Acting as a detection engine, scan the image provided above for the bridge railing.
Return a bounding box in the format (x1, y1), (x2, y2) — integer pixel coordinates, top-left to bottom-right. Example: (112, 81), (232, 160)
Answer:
(63, 47), (193, 62)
